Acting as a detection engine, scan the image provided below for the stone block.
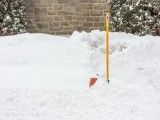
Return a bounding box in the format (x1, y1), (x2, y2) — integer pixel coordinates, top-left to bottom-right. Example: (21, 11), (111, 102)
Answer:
(70, 21), (80, 26)
(45, 16), (53, 22)
(94, 22), (105, 27)
(81, 27), (90, 32)
(49, 26), (62, 31)
(90, 11), (103, 16)
(76, 16), (85, 21)
(63, 5), (75, 11)
(90, 0), (98, 3)
(35, 0), (55, 7)
(54, 5), (63, 10)
(68, 11), (76, 15)
(55, 31), (68, 35)
(26, 7), (34, 13)
(75, 6), (82, 11)
(83, 22), (94, 27)
(54, 16), (64, 21)
(100, 16), (106, 21)
(67, 31), (73, 35)
(60, 22), (69, 26)
(57, 0), (79, 6)
(57, 11), (69, 15)
(62, 26), (74, 31)
(50, 22), (60, 26)
(33, 16), (41, 22)
(78, 12), (90, 16)
(48, 11), (57, 15)
(81, 4), (93, 11)
(101, 0), (107, 3)
(36, 23), (48, 29)
(80, 0), (91, 3)
(93, 4), (106, 10)
(34, 8), (47, 15)
(64, 16), (73, 21)
(48, 7), (53, 11)
(86, 16), (100, 21)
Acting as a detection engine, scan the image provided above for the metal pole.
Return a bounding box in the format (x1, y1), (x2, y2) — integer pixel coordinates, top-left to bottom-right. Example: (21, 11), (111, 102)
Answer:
(106, 13), (110, 83)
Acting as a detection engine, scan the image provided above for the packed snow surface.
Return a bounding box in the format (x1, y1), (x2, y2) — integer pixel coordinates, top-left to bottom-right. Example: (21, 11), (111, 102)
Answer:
(0, 31), (160, 120)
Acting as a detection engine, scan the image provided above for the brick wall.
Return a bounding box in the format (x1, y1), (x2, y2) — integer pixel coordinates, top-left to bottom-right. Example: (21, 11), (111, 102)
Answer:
(25, 0), (109, 35)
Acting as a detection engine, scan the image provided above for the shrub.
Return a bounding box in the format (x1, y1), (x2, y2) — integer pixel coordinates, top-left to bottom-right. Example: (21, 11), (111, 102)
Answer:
(110, 0), (160, 36)
(0, 0), (27, 36)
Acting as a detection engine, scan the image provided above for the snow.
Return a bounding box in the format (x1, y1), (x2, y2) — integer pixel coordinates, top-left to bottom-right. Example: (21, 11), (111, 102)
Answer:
(0, 33), (91, 89)
(129, 5), (133, 11)
(136, 0), (141, 6)
(0, 31), (160, 120)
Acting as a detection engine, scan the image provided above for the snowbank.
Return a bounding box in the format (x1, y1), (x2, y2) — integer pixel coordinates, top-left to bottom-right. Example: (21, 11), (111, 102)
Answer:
(0, 33), (91, 89)
(0, 31), (160, 120)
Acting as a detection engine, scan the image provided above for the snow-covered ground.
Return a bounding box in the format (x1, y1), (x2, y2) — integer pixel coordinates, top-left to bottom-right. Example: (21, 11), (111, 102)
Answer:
(0, 31), (160, 120)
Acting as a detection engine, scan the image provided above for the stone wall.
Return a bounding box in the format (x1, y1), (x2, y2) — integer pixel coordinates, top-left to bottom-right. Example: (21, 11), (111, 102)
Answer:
(25, 0), (109, 35)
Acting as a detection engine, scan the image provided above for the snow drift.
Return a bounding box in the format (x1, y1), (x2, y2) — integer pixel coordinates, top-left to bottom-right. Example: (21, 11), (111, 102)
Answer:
(0, 31), (160, 120)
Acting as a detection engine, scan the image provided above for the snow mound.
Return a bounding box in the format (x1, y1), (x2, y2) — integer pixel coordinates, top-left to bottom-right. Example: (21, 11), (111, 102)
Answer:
(71, 31), (160, 78)
(0, 33), (91, 89)
(0, 31), (160, 120)
(71, 31), (160, 57)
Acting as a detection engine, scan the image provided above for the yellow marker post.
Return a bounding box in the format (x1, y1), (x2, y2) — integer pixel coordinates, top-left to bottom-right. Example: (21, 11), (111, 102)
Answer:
(106, 13), (110, 83)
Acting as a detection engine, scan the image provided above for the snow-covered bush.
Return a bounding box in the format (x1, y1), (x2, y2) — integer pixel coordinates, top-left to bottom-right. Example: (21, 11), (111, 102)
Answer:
(110, 0), (160, 36)
(0, 0), (27, 36)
